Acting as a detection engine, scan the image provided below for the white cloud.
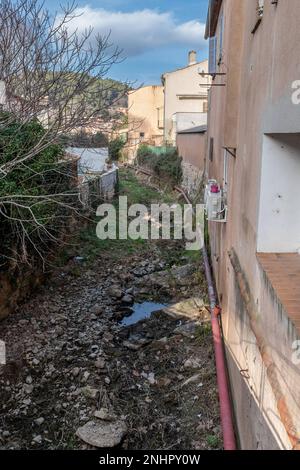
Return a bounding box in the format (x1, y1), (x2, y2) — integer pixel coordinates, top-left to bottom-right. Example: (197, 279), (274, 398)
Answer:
(63, 6), (206, 57)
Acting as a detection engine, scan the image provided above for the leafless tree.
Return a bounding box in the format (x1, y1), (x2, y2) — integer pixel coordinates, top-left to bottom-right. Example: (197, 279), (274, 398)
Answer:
(0, 0), (129, 267)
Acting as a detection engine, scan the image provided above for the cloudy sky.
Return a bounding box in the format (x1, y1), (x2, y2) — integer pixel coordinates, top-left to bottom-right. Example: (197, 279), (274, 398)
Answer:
(51, 0), (209, 86)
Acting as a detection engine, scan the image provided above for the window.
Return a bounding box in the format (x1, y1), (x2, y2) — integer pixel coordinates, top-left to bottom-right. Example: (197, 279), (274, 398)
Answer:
(157, 107), (163, 129)
(139, 132), (145, 139)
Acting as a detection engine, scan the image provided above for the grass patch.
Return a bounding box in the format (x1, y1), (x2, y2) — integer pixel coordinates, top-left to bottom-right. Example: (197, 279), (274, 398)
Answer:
(119, 168), (174, 205)
(79, 221), (147, 262)
(206, 434), (221, 449)
(195, 323), (212, 341)
(183, 249), (202, 263)
(59, 168), (176, 265)
(57, 169), (203, 267)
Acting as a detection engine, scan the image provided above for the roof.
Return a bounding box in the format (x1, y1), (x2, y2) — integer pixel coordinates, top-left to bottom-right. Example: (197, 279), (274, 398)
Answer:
(161, 59), (208, 83)
(205, 0), (223, 39)
(177, 125), (207, 135)
(128, 84), (163, 95)
(66, 147), (109, 175)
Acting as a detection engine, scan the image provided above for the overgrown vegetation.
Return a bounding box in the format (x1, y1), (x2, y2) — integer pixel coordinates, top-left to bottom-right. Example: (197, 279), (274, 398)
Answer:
(0, 0), (131, 268)
(62, 169), (175, 265)
(108, 137), (125, 161)
(60, 130), (108, 148)
(136, 145), (183, 186)
(118, 168), (174, 205)
(0, 114), (77, 267)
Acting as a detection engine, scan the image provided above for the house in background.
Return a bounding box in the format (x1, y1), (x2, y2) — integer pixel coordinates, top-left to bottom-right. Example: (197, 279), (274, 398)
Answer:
(126, 85), (164, 160)
(205, 0), (300, 449)
(162, 52), (210, 146)
(125, 53), (210, 196)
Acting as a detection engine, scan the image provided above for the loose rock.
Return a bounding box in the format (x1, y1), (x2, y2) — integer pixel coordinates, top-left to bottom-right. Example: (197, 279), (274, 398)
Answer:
(76, 420), (127, 448)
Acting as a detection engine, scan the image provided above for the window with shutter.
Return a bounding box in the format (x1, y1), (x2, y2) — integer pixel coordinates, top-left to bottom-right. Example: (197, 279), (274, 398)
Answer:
(208, 36), (217, 76)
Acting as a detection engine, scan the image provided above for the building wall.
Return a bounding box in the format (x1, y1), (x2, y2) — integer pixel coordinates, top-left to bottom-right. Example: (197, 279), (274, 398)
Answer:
(127, 85), (164, 159)
(177, 132), (207, 198)
(206, 0), (300, 449)
(172, 113), (208, 145)
(163, 60), (209, 144)
(177, 132), (206, 170)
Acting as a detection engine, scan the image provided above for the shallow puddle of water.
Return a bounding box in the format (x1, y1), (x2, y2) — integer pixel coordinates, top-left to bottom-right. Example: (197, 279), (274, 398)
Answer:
(120, 301), (166, 326)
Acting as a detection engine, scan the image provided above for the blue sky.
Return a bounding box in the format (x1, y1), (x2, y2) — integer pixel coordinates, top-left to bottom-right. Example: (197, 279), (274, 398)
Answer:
(51, 0), (209, 86)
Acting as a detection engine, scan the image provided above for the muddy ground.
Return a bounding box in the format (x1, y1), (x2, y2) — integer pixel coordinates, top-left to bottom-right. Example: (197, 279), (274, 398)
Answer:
(0, 169), (221, 450)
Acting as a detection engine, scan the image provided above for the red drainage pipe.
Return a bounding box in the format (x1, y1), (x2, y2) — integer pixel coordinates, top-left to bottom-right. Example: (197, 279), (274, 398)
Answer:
(202, 244), (236, 450)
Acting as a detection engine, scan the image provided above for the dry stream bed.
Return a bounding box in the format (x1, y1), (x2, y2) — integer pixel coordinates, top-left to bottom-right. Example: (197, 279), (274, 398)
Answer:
(0, 169), (221, 450)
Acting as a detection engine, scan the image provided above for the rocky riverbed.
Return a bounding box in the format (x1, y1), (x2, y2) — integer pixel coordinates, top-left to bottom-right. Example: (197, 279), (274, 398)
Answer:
(0, 169), (221, 450)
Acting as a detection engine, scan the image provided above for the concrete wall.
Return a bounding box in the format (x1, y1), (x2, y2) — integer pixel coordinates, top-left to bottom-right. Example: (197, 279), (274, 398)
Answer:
(177, 132), (207, 170)
(163, 59), (209, 144)
(206, 0), (300, 449)
(127, 85), (164, 159)
(257, 134), (300, 253)
(172, 113), (208, 144)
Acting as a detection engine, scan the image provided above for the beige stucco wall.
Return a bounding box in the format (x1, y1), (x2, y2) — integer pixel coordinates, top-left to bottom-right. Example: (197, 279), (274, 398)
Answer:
(206, 0), (300, 449)
(163, 60), (209, 144)
(127, 85), (164, 159)
(177, 132), (206, 170)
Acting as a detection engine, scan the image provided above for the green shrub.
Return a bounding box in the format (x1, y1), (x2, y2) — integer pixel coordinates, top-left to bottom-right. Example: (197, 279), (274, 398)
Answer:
(108, 137), (125, 161)
(154, 148), (182, 184)
(0, 113), (75, 267)
(136, 144), (158, 168)
(136, 145), (182, 185)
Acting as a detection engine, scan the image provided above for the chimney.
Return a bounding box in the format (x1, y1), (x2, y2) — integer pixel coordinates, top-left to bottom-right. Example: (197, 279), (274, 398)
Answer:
(188, 50), (197, 66)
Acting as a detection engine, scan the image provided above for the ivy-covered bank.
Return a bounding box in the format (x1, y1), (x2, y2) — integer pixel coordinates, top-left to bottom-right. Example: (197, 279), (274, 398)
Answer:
(0, 114), (80, 319)
(0, 113), (77, 268)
